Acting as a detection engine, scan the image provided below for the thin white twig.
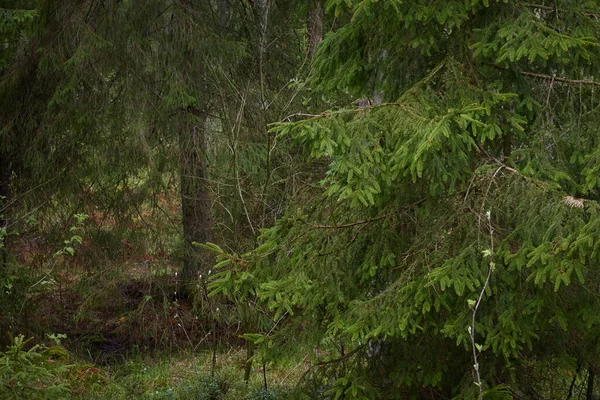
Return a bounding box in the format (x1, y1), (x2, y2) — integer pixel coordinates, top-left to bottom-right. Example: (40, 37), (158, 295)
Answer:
(470, 211), (495, 400)
(230, 87), (256, 236)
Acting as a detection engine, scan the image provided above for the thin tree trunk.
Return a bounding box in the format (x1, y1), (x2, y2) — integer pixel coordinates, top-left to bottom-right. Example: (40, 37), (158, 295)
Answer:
(502, 133), (512, 160)
(218, 0), (230, 35)
(243, 1), (271, 382)
(211, 323), (218, 377)
(587, 368), (595, 400)
(566, 363), (581, 400)
(244, 341), (255, 383)
(255, 0), (269, 104)
(255, 0), (269, 49)
(0, 155), (11, 270)
(179, 111), (212, 281)
(307, 0), (323, 58)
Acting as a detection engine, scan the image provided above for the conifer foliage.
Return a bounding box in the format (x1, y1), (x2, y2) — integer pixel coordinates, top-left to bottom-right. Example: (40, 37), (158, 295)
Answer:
(208, 0), (600, 398)
(4, 0), (600, 398)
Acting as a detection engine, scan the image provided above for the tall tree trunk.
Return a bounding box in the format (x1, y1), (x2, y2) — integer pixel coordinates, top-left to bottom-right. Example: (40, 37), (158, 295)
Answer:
(242, 0), (272, 382)
(255, 0), (269, 101)
(218, 0), (230, 35)
(175, 0), (214, 284)
(179, 111), (212, 281)
(255, 0), (271, 229)
(255, 0), (269, 51)
(307, 0), (323, 58)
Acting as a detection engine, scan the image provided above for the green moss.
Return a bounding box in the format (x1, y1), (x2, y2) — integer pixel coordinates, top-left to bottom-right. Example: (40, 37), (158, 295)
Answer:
(43, 345), (70, 362)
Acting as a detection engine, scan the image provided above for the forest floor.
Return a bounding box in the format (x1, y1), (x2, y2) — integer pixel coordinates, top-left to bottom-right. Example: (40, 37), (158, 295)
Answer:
(3, 262), (306, 399)
(1, 194), (308, 399)
(65, 347), (302, 399)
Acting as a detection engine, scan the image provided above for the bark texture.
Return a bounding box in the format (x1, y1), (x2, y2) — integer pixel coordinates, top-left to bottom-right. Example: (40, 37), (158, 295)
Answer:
(218, 0), (230, 35)
(307, 0), (323, 58)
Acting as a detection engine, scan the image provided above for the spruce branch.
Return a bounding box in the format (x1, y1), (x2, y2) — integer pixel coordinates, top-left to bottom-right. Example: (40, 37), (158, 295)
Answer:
(281, 102), (417, 122)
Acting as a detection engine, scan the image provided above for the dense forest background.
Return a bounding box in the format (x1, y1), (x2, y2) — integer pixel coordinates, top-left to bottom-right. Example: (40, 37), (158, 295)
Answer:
(3, 0), (600, 399)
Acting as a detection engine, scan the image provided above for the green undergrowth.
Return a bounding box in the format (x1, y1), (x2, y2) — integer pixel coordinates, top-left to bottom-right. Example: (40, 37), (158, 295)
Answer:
(1, 332), (588, 399)
(0, 335), (302, 400)
(74, 349), (299, 400)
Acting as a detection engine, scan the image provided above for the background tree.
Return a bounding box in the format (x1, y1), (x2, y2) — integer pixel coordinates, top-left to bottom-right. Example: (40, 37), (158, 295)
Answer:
(0, 0), (316, 348)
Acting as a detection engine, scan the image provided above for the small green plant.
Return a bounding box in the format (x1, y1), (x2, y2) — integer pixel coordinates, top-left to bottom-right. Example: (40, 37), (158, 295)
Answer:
(55, 214), (88, 257)
(0, 335), (70, 400)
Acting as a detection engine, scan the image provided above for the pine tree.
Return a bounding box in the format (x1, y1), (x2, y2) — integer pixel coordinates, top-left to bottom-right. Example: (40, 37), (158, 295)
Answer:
(208, 1), (600, 397)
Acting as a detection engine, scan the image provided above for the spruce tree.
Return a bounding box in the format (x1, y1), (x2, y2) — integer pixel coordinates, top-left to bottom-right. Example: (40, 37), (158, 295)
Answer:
(208, 1), (600, 397)
(0, 0), (301, 277)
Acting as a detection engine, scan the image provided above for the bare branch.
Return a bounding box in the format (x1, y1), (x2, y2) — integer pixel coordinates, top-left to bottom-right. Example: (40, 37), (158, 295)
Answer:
(519, 71), (600, 87)
(522, 3), (600, 19)
(490, 64), (600, 87)
(310, 216), (386, 230)
(470, 211), (495, 400)
(310, 198), (427, 230)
